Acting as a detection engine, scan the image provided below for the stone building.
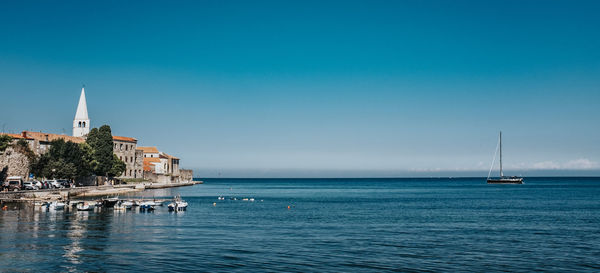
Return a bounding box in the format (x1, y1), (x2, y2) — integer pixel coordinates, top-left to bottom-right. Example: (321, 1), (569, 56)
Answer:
(139, 146), (188, 183)
(138, 146), (160, 158)
(21, 131), (85, 155)
(162, 153), (180, 181)
(113, 136), (143, 179)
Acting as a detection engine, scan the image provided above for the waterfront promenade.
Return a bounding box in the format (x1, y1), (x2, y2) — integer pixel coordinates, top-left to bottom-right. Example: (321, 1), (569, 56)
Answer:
(0, 181), (201, 203)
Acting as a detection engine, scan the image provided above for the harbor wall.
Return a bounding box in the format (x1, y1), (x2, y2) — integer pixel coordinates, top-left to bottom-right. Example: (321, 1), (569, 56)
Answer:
(0, 146), (31, 180)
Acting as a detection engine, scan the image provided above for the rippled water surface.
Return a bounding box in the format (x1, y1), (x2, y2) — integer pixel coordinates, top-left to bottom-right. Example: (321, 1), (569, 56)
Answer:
(1, 177), (600, 272)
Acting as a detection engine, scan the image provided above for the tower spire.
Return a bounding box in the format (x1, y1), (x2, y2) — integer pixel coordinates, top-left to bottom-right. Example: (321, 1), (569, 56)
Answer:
(73, 87), (90, 137)
(74, 87), (88, 120)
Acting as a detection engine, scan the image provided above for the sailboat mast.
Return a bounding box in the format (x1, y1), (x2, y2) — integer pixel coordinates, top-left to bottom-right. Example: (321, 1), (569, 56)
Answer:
(499, 131), (503, 178)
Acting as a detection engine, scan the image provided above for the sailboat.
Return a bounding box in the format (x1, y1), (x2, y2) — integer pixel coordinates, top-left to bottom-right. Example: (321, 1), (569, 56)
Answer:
(487, 131), (523, 184)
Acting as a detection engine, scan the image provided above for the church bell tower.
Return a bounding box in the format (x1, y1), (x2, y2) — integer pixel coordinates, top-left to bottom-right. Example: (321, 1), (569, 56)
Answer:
(73, 87), (90, 137)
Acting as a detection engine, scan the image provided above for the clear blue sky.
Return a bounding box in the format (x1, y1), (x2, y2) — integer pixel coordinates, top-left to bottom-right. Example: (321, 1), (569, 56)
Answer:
(1, 0), (599, 177)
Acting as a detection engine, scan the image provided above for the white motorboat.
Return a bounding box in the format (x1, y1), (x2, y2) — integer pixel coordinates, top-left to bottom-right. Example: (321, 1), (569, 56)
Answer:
(168, 201), (188, 211)
(77, 202), (94, 211)
(114, 200), (133, 210)
(139, 201), (156, 211)
(168, 195), (188, 211)
(49, 201), (66, 210)
(122, 201), (134, 208)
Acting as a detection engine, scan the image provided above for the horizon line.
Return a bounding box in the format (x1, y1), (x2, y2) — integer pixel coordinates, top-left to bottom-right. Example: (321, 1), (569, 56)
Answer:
(193, 175), (600, 179)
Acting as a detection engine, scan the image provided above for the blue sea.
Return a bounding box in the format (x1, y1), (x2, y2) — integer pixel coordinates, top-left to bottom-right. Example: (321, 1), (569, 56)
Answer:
(1, 177), (599, 272)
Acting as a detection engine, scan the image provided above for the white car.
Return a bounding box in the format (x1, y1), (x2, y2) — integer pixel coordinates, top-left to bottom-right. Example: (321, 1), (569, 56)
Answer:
(22, 181), (39, 190)
(47, 180), (61, 189)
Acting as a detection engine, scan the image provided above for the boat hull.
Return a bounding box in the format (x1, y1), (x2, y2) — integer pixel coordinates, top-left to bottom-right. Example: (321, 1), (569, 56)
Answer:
(487, 178), (523, 184)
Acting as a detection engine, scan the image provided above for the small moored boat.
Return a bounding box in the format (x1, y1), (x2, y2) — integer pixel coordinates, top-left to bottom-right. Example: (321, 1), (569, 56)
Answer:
(168, 195), (188, 212)
(77, 202), (94, 211)
(48, 201), (66, 210)
(139, 201), (156, 211)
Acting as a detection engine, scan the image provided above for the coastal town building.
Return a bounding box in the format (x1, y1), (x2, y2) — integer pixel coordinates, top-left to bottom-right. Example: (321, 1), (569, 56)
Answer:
(139, 146), (160, 158)
(21, 131), (85, 155)
(139, 147), (184, 183)
(112, 136), (143, 179)
(162, 152), (180, 178)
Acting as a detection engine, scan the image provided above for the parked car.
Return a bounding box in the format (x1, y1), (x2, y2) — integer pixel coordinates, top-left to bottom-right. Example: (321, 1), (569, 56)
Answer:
(46, 180), (61, 189)
(58, 179), (71, 188)
(46, 179), (70, 189)
(3, 176), (23, 191)
(23, 181), (39, 190)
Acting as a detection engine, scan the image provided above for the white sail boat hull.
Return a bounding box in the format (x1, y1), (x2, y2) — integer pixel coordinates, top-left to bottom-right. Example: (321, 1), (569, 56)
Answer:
(487, 177), (523, 184)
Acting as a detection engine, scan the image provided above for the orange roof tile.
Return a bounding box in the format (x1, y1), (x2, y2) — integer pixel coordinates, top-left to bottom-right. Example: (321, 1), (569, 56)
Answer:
(144, 157), (161, 163)
(161, 152), (180, 160)
(0, 133), (29, 139)
(113, 136), (137, 143)
(138, 146), (159, 154)
(143, 157), (161, 172)
(143, 161), (153, 171)
(22, 131), (85, 144)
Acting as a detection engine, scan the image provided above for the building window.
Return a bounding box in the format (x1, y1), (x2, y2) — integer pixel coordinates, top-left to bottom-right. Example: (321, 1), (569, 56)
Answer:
(78, 121), (82, 127)
(125, 157), (128, 163)
(83, 122), (86, 127)
(130, 156), (133, 162)
(125, 145), (128, 151)
(120, 144), (123, 150)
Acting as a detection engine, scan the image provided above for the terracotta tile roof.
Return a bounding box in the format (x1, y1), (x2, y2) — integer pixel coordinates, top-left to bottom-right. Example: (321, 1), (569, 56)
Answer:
(143, 161), (153, 171)
(0, 133), (30, 140)
(22, 131), (85, 144)
(143, 157), (161, 172)
(113, 136), (137, 143)
(144, 157), (161, 163)
(138, 146), (159, 154)
(161, 152), (180, 160)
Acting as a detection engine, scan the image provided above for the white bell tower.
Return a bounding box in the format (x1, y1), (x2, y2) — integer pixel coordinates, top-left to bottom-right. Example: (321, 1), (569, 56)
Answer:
(73, 87), (90, 137)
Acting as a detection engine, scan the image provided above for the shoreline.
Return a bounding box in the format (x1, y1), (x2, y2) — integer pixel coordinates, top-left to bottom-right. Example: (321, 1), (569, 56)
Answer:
(0, 181), (202, 203)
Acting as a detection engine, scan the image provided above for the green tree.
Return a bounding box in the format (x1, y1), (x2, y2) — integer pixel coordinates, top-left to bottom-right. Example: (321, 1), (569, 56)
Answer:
(86, 125), (122, 177)
(0, 135), (11, 152)
(30, 154), (49, 178)
(108, 154), (126, 177)
(30, 139), (92, 180)
(45, 159), (77, 180)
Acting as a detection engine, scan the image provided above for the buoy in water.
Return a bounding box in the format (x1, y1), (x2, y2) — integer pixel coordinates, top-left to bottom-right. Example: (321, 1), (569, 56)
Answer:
(287, 205), (291, 209)
(213, 202), (216, 206)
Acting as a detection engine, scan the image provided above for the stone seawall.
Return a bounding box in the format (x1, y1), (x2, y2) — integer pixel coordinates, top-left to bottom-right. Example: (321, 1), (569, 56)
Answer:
(0, 146), (31, 180)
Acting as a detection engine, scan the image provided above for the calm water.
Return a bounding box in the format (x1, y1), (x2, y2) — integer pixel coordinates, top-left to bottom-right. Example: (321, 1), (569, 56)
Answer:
(1, 177), (599, 272)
